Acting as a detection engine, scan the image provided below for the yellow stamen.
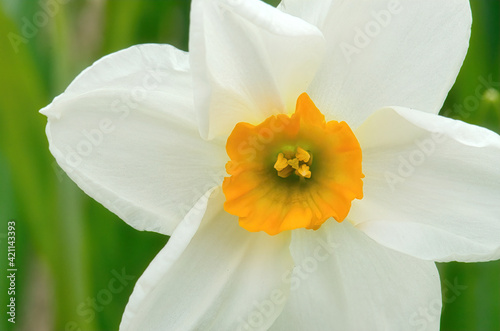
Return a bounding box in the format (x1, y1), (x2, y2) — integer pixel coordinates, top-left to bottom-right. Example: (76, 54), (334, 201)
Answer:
(306, 153), (313, 166)
(274, 146), (312, 179)
(277, 166), (294, 178)
(287, 158), (300, 170)
(295, 164), (311, 178)
(296, 147), (310, 163)
(274, 153), (289, 171)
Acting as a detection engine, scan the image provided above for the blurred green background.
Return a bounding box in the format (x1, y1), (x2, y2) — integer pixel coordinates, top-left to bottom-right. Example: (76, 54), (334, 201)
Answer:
(0, 0), (498, 330)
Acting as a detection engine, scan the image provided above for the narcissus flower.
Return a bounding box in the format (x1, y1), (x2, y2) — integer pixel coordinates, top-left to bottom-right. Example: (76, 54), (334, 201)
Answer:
(41, 0), (500, 330)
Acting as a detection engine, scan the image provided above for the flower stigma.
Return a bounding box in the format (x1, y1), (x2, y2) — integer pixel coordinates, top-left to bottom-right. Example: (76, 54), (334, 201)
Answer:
(223, 93), (364, 235)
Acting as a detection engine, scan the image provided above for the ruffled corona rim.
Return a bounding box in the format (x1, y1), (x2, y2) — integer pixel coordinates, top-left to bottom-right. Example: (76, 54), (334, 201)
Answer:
(223, 93), (364, 235)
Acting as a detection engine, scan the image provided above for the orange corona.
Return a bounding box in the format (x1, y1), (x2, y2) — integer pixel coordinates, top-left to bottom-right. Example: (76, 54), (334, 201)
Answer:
(223, 93), (364, 235)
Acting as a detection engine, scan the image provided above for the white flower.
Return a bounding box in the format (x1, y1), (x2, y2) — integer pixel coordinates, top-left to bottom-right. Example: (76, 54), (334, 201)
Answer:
(41, 0), (500, 330)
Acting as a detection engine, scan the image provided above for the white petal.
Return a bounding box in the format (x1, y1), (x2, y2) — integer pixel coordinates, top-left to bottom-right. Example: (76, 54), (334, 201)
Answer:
(41, 44), (227, 235)
(190, 0), (325, 139)
(269, 220), (441, 331)
(279, 0), (472, 128)
(120, 189), (294, 331)
(351, 107), (500, 262)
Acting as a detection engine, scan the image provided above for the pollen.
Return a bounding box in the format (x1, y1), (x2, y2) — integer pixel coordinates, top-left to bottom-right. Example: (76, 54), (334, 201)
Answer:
(274, 153), (289, 172)
(274, 147), (312, 179)
(296, 147), (310, 163)
(223, 93), (364, 235)
(296, 164), (311, 179)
